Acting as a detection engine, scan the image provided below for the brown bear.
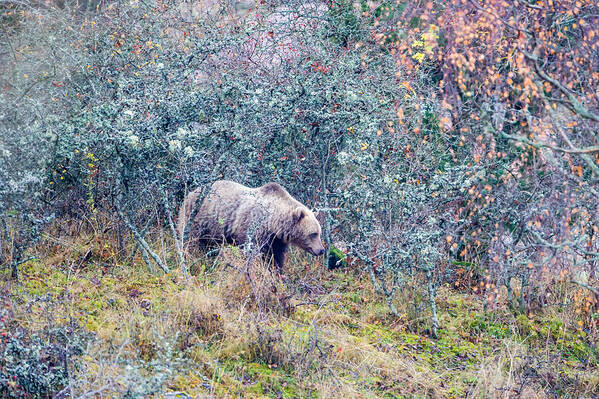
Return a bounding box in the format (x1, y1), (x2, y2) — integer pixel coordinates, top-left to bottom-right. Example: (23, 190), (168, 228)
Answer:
(178, 180), (325, 269)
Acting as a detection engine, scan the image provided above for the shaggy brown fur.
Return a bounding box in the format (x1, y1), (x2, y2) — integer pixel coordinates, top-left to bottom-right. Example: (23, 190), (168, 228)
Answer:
(178, 180), (325, 269)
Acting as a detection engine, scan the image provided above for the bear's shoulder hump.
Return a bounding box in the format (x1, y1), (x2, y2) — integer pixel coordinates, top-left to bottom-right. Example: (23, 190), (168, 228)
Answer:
(260, 182), (289, 197)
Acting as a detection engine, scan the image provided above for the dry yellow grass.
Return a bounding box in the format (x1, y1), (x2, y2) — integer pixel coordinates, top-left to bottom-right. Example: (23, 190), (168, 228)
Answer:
(2, 232), (598, 398)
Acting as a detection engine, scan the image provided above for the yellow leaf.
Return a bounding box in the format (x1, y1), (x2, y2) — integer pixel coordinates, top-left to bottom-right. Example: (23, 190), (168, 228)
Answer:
(412, 52), (425, 63)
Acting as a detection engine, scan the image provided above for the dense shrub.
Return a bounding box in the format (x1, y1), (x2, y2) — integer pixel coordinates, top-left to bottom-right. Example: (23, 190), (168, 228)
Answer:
(0, 307), (89, 398)
(1, 0), (598, 336)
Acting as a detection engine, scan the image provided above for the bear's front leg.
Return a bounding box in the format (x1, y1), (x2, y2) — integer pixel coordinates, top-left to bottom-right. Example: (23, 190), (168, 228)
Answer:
(268, 237), (288, 270)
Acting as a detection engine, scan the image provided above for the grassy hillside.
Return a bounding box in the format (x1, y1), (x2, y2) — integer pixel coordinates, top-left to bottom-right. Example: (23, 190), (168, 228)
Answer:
(1, 233), (597, 398)
(2, 1), (598, 398)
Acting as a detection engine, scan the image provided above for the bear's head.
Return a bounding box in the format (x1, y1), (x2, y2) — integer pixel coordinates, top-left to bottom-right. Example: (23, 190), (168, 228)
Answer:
(289, 207), (325, 256)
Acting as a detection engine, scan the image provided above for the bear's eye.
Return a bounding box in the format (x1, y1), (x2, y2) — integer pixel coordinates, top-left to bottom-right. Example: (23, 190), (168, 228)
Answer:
(309, 233), (318, 239)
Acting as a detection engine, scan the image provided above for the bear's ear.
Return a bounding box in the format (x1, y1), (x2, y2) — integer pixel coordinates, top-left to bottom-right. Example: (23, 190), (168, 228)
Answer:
(292, 207), (305, 224)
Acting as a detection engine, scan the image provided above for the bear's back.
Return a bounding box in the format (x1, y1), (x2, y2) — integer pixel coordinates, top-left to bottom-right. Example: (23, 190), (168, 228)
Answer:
(211, 180), (252, 195)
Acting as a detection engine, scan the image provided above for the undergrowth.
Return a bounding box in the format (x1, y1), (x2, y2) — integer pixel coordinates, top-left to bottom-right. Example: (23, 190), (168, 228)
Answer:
(1, 232), (598, 398)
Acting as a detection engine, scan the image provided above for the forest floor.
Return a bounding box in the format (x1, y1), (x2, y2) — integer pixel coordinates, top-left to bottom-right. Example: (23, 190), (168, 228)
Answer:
(2, 232), (598, 398)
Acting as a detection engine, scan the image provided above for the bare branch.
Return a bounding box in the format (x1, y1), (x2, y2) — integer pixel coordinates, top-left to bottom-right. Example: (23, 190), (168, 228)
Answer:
(162, 194), (187, 276)
(116, 197), (169, 274)
(525, 51), (599, 123)
(467, 0), (531, 35)
(499, 132), (599, 154)
(571, 279), (599, 297)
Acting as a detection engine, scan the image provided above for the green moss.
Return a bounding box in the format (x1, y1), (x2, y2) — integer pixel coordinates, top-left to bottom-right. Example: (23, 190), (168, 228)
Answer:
(360, 323), (398, 345)
(467, 315), (511, 339)
(225, 361), (304, 398)
(7, 247), (599, 398)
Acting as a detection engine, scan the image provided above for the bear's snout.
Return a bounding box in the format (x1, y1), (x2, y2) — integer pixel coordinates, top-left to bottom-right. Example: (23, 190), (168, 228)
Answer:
(310, 246), (325, 256)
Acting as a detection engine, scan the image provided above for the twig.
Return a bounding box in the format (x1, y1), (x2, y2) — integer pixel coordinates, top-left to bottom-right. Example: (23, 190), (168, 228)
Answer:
(116, 197), (169, 273)
(499, 132), (599, 155)
(162, 194), (187, 276)
(467, 0), (532, 35)
(127, 214), (155, 265)
(13, 256), (37, 266)
(571, 279), (599, 297)
(525, 51), (599, 123)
